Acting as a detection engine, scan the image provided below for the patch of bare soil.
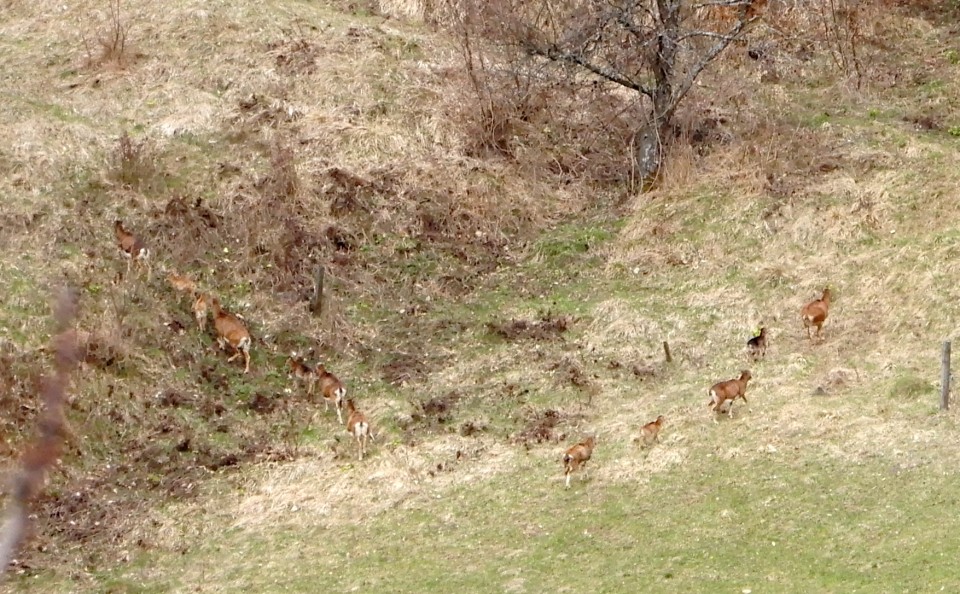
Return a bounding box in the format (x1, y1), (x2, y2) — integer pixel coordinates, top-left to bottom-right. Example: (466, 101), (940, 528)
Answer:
(487, 311), (573, 341)
(381, 352), (431, 386)
(546, 355), (592, 390)
(512, 408), (571, 447)
(407, 391), (462, 430)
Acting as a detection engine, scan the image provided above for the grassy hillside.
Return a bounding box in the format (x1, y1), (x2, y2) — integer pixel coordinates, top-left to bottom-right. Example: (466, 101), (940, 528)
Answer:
(3, 0), (960, 592)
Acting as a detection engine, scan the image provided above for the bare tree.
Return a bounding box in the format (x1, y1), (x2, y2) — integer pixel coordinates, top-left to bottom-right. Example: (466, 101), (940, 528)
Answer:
(459, 0), (764, 182)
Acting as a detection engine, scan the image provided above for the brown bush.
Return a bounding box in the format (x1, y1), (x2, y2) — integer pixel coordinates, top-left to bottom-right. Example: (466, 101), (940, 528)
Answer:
(109, 131), (160, 191)
(82, 0), (136, 69)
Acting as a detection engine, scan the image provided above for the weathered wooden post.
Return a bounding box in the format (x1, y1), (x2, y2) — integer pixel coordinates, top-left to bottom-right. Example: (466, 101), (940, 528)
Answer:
(941, 341), (951, 411)
(310, 265), (325, 317)
(662, 341), (673, 364)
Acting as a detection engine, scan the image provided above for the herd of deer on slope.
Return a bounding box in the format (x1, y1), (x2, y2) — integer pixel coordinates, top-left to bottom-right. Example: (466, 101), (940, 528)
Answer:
(562, 288), (832, 488)
(115, 219), (832, 485)
(114, 220), (374, 460)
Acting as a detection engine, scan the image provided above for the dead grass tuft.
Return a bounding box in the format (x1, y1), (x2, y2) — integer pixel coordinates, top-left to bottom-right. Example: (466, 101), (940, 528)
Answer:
(267, 27), (320, 76)
(263, 141), (300, 201)
(108, 131), (159, 191)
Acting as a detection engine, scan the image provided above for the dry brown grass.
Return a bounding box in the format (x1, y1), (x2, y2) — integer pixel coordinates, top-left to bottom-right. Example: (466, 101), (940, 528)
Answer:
(0, 0), (595, 574)
(4, 0), (960, 588)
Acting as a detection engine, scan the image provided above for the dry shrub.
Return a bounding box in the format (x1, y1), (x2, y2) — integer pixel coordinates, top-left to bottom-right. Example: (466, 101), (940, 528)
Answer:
(0, 345), (37, 457)
(263, 142), (300, 201)
(445, 3), (639, 186)
(82, 0), (136, 70)
(511, 407), (570, 447)
(109, 131), (159, 191)
(151, 195), (222, 270)
(724, 0), (914, 88)
(376, 0), (426, 19)
(315, 160), (535, 273)
(234, 94), (303, 131)
(382, 351), (432, 386)
(410, 391), (461, 426)
(267, 26), (320, 76)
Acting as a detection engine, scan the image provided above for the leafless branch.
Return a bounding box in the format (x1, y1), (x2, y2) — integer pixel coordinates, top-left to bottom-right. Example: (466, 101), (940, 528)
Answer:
(691, 0), (753, 8)
(525, 43), (655, 97)
(659, 14), (757, 120)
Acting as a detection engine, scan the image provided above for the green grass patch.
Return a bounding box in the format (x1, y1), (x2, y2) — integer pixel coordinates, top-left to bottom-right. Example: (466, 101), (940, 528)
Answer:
(77, 452), (960, 593)
(889, 371), (934, 400)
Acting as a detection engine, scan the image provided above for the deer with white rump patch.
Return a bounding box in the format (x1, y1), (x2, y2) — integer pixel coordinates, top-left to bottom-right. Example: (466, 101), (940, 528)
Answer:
(345, 398), (374, 460)
(316, 363), (346, 423)
(801, 288), (831, 342)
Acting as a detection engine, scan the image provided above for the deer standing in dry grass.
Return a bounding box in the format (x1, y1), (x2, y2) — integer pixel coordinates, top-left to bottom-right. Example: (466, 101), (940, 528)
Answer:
(114, 220), (151, 279)
(640, 415), (665, 445)
(288, 356), (317, 397)
(747, 326), (768, 360)
(708, 370), (752, 421)
(801, 288), (831, 342)
(316, 363), (346, 423)
(562, 435), (596, 488)
(345, 399), (373, 460)
(166, 271), (197, 297)
(192, 293), (212, 333)
(209, 296), (251, 373)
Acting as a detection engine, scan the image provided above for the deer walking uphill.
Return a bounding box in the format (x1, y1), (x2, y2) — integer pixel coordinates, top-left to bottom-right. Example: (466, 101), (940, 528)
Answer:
(640, 415), (665, 445)
(345, 399), (374, 460)
(747, 326), (768, 360)
(708, 370), (752, 421)
(316, 363), (346, 424)
(562, 435), (596, 488)
(801, 288), (831, 342)
(114, 220), (151, 280)
(288, 356), (318, 397)
(209, 297), (251, 374)
(192, 294), (211, 333)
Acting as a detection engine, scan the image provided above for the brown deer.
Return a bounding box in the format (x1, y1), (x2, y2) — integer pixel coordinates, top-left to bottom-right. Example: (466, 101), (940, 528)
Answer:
(747, 326), (768, 359)
(708, 370), (752, 421)
(316, 363), (346, 424)
(210, 297), (251, 373)
(114, 220), (151, 279)
(640, 415), (665, 445)
(167, 271), (198, 297)
(801, 288), (832, 342)
(562, 435), (596, 488)
(288, 356), (317, 397)
(345, 399), (374, 460)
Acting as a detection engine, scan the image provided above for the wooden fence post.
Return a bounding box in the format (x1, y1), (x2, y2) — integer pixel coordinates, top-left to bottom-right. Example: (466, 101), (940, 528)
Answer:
(662, 341), (673, 364)
(941, 341), (951, 411)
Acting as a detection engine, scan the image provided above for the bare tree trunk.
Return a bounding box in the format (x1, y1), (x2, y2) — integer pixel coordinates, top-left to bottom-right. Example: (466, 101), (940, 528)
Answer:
(635, 0), (681, 183)
(633, 124), (663, 183)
